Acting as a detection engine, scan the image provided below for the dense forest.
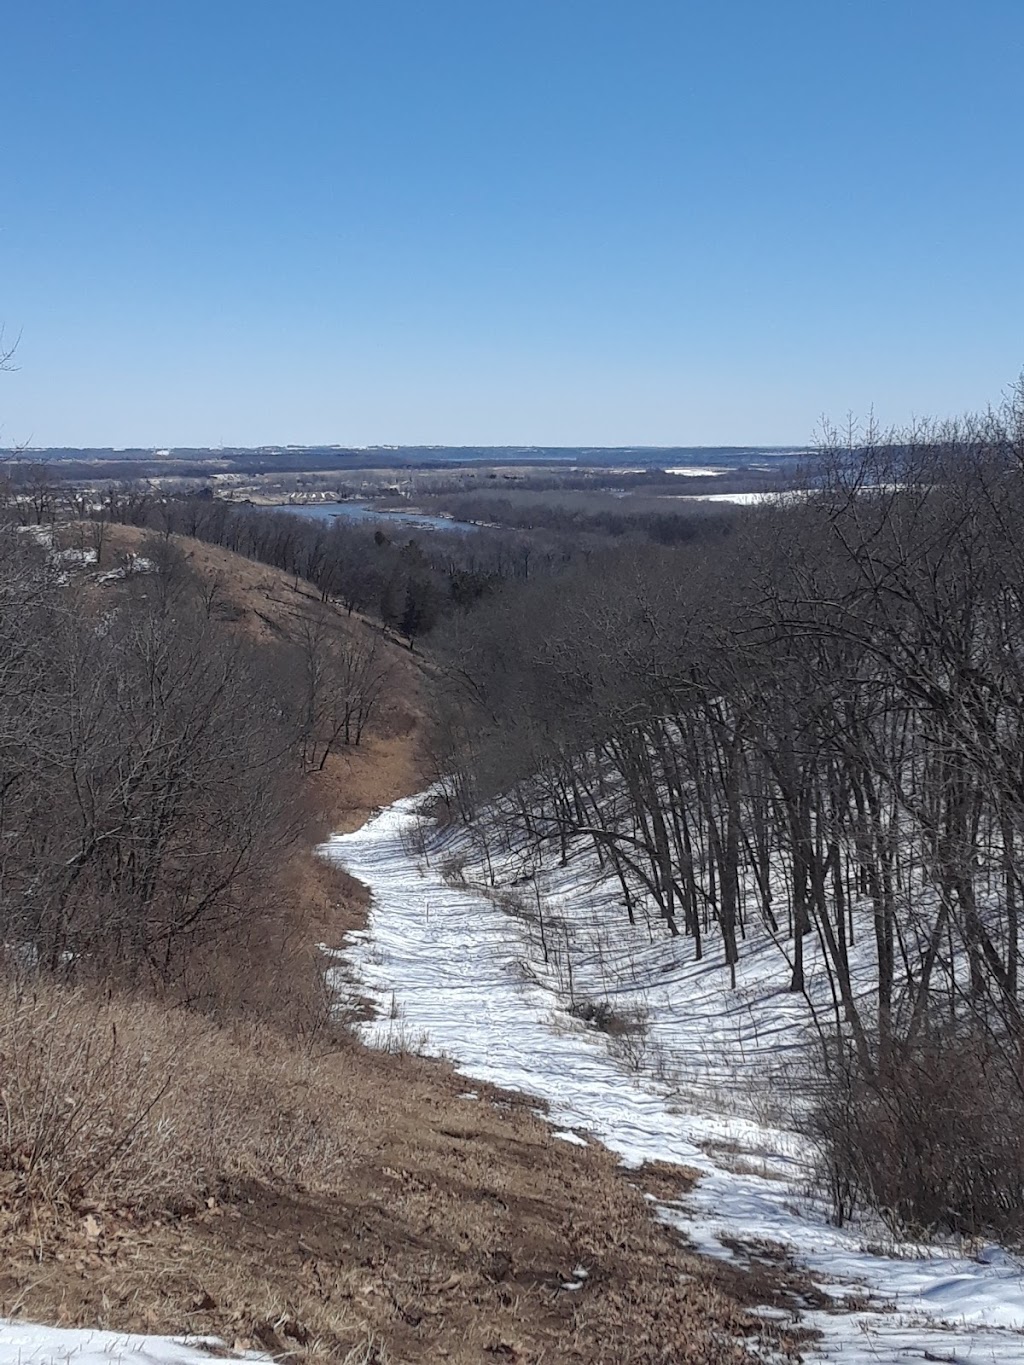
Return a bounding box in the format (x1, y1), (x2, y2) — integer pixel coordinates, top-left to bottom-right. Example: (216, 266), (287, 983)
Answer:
(86, 484), (738, 644)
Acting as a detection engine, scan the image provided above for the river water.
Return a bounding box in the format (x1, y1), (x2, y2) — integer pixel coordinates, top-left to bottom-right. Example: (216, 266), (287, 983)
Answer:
(267, 502), (480, 535)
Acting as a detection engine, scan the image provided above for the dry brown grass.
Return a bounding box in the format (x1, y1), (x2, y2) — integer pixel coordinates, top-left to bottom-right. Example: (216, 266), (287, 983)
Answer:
(65, 521), (415, 667)
(0, 981), (353, 1214)
(0, 979), (806, 1362)
(160, 846), (354, 1038)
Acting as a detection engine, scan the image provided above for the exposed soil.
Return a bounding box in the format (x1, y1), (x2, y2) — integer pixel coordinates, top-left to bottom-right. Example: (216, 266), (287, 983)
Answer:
(1, 1051), (809, 1363)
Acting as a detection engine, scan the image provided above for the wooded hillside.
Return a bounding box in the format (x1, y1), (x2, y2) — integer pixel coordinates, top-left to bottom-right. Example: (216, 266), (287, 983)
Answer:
(428, 390), (1024, 1241)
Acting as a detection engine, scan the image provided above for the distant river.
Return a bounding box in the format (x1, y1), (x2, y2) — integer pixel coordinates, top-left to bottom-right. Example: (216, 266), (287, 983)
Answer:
(266, 502), (480, 535)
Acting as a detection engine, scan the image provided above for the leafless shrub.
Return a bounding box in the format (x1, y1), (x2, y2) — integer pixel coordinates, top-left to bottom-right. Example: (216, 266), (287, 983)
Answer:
(0, 987), (174, 1206)
(0, 980), (353, 1214)
(399, 815), (431, 862)
(168, 840), (346, 1041)
(608, 1019), (652, 1073)
(438, 852), (468, 886)
(213, 598), (247, 623)
(490, 887), (532, 919)
(569, 996), (648, 1038)
(379, 1018), (430, 1056)
(810, 1023), (1024, 1243)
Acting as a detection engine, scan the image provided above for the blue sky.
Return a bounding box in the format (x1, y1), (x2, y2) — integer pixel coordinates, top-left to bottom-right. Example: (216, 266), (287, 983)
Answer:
(2, 1), (1022, 448)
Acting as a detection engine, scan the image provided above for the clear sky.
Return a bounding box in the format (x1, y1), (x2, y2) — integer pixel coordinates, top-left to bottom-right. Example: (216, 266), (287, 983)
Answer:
(2, 1), (1023, 448)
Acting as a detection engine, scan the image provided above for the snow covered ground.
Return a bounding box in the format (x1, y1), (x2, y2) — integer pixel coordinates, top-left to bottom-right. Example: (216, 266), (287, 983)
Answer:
(14, 523), (154, 582)
(323, 793), (1024, 1365)
(0, 1323), (260, 1365)
(663, 466), (728, 477)
(683, 489), (809, 504)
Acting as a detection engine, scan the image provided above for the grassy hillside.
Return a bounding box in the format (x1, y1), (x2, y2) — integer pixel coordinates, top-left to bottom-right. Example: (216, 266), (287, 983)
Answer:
(70, 521), (426, 829)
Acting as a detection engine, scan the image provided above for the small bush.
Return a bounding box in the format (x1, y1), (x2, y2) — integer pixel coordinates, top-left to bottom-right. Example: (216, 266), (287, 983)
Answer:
(810, 1024), (1024, 1243)
(491, 888), (531, 918)
(608, 1023), (653, 1073)
(0, 979), (352, 1214)
(438, 853), (468, 886)
(569, 997), (648, 1038)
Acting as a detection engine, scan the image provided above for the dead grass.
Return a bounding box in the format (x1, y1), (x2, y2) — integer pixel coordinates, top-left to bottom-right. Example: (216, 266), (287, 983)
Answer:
(308, 727), (425, 840)
(0, 982), (804, 1361)
(627, 1160), (701, 1204)
(164, 845), (376, 1040)
(0, 981), (354, 1215)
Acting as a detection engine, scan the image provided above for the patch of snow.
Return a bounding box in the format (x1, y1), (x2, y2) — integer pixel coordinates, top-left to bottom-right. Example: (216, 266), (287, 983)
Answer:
(96, 555), (155, 583)
(55, 546), (99, 568)
(552, 1129), (588, 1146)
(16, 525), (53, 546)
(684, 490), (809, 504)
(0, 1322), (264, 1364)
(323, 795), (1024, 1364)
(12, 527), (101, 583)
(663, 466), (727, 477)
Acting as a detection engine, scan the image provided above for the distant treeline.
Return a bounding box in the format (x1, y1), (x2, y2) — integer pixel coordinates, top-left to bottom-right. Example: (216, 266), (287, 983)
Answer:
(102, 492), (561, 647)
(100, 489), (739, 644)
(0, 443), (807, 477)
(412, 487), (744, 543)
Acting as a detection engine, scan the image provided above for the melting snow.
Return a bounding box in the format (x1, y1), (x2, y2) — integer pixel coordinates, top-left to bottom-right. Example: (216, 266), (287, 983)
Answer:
(323, 794), (1024, 1364)
(0, 1323), (262, 1365)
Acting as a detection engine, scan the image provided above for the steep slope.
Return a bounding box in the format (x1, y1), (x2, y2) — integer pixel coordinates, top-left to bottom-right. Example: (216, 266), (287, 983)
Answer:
(323, 795), (1024, 1364)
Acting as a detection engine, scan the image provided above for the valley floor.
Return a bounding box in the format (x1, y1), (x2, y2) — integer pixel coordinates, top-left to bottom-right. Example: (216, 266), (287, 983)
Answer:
(325, 794), (1024, 1365)
(0, 784), (793, 1360)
